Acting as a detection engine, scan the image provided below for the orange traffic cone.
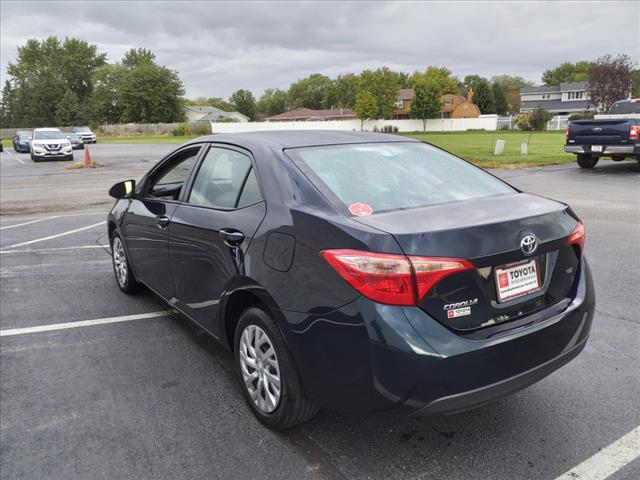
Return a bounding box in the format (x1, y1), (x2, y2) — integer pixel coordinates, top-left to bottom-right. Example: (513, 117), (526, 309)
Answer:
(84, 144), (92, 167)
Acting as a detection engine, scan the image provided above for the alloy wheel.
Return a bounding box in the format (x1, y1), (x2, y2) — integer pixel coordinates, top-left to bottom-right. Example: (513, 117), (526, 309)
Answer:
(112, 236), (128, 288)
(239, 324), (282, 413)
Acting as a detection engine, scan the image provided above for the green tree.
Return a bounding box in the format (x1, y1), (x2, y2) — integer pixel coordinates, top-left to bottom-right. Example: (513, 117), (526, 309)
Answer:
(122, 48), (156, 68)
(257, 88), (287, 116)
(229, 89), (257, 120)
(409, 66), (461, 95)
(491, 82), (509, 115)
(490, 75), (534, 92)
(358, 67), (400, 119)
(464, 75), (495, 114)
(288, 73), (335, 109)
(542, 61), (592, 85)
(6, 37), (106, 127)
(333, 73), (359, 108)
(491, 75), (533, 114)
(91, 64), (124, 123)
(410, 80), (442, 131)
(55, 89), (82, 126)
(0, 81), (16, 128)
(354, 90), (378, 130)
(118, 55), (185, 123)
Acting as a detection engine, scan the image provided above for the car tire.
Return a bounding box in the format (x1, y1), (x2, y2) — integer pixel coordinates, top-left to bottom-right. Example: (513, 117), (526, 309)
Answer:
(31, 153), (40, 162)
(234, 306), (319, 430)
(65, 155), (73, 161)
(110, 232), (141, 294)
(577, 154), (598, 169)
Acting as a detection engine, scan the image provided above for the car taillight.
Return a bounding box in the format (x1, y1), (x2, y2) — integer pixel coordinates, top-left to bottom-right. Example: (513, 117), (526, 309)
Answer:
(629, 125), (639, 141)
(566, 126), (570, 141)
(320, 249), (474, 306)
(568, 221), (585, 253)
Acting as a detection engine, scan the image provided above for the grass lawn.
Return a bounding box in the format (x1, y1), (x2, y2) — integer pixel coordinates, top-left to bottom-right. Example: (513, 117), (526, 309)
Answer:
(404, 131), (574, 168)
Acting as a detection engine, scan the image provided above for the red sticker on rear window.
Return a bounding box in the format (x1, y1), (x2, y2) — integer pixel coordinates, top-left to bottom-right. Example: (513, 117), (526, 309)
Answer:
(349, 203), (373, 216)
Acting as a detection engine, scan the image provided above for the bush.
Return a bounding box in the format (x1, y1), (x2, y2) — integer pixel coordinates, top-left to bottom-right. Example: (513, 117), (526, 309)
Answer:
(569, 112), (595, 121)
(192, 123), (211, 135)
(173, 122), (192, 136)
(514, 109), (552, 131)
(530, 108), (553, 130)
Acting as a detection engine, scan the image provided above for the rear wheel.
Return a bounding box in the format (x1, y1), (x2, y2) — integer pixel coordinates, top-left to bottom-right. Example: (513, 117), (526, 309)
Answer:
(577, 154), (598, 169)
(111, 232), (141, 293)
(234, 306), (318, 430)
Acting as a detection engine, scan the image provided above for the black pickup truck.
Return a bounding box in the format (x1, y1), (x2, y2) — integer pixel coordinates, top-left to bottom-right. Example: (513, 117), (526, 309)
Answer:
(565, 99), (640, 168)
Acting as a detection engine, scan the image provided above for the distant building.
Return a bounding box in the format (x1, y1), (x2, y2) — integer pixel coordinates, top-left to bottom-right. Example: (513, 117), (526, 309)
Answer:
(519, 82), (591, 115)
(186, 105), (249, 123)
(393, 89), (480, 119)
(265, 107), (356, 122)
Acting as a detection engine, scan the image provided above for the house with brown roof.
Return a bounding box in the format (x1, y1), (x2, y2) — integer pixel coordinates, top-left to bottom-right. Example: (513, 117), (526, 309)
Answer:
(393, 89), (481, 119)
(265, 107), (356, 122)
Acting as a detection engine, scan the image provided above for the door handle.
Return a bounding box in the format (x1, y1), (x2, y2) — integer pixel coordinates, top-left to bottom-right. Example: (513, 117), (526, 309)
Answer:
(155, 215), (170, 229)
(219, 229), (245, 247)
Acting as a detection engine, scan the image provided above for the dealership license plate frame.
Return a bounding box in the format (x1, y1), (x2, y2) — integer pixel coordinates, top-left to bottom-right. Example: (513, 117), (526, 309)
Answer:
(494, 258), (541, 303)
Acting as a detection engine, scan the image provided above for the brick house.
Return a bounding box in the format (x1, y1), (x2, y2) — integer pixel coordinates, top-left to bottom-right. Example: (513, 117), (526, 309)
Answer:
(393, 89), (480, 119)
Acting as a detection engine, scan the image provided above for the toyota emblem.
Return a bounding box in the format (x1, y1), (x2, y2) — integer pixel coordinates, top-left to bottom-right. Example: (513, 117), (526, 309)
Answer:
(520, 234), (538, 255)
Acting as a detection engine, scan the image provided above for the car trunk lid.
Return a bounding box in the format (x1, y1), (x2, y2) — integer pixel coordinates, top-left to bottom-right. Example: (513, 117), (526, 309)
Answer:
(353, 193), (582, 331)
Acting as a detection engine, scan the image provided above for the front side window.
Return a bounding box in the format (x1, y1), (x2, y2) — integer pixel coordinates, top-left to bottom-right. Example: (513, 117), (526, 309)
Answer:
(288, 142), (514, 215)
(189, 147), (261, 209)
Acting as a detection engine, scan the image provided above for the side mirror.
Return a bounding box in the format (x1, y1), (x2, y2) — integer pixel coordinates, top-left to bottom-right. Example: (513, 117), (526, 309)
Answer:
(109, 179), (136, 199)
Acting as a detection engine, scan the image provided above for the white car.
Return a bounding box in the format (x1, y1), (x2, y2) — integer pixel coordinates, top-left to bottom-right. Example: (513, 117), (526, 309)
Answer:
(30, 128), (74, 162)
(72, 126), (97, 143)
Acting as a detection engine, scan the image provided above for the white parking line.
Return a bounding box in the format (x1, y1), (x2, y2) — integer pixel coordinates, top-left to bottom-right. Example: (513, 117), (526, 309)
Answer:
(555, 426), (640, 480)
(0, 245), (107, 254)
(0, 212), (106, 223)
(0, 311), (170, 337)
(15, 157), (25, 164)
(0, 216), (58, 230)
(2, 221), (105, 249)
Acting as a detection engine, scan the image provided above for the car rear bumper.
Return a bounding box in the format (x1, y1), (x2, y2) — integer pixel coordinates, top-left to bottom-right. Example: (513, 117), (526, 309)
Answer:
(565, 144), (638, 155)
(283, 256), (595, 415)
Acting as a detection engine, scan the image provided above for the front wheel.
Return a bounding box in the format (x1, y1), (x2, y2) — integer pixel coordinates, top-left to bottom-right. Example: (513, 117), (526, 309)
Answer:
(234, 307), (318, 430)
(111, 233), (141, 293)
(577, 154), (598, 169)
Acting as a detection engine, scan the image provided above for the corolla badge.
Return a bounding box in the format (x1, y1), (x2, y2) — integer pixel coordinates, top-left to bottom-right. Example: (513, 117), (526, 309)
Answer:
(520, 234), (538, 255)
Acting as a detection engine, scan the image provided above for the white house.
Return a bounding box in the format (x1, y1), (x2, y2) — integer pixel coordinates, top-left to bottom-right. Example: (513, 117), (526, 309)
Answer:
(186, 106), (249, 123)
(520, 82), (591, 114)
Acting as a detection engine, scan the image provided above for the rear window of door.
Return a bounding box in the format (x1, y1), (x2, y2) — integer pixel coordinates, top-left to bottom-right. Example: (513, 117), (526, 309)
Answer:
(188, 147), (262, 209)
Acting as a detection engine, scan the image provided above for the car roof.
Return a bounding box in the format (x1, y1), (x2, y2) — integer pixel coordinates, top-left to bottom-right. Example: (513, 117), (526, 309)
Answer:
(34, 128), (62, 131)
(186, 130), (418, 150)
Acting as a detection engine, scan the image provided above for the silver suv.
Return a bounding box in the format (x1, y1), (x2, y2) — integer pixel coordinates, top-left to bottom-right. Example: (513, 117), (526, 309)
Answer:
(72, 126), (97, 143)
(30, 128), (73, 162)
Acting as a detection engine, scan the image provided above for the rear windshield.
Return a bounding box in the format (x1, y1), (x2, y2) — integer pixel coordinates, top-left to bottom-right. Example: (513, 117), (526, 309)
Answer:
(608, 101), (640, 115)
(288, 142), (514, 215)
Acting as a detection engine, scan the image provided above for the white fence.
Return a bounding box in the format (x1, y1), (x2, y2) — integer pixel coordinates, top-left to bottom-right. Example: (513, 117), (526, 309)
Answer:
(210, 115), (498, 134)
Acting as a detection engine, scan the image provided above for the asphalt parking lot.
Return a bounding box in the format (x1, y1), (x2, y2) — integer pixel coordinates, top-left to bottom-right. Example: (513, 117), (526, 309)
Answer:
(1, 144), (639, 480)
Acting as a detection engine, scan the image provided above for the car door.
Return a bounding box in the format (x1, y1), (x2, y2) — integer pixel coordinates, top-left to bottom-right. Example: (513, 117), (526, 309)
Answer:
(168, 144), (266, 337)
(123, 145), (202, 300)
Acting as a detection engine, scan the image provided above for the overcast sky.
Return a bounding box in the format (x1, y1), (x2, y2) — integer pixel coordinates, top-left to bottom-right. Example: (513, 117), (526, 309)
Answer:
(1, 1), (638, 99)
